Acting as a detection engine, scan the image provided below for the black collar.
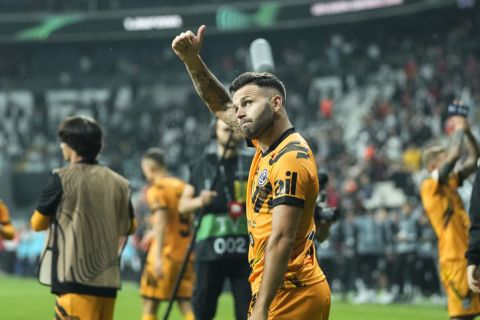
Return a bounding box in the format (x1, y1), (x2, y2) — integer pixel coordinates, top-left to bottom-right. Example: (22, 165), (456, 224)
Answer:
(262, 127), (296, 157)
(78, 158), (98, 165)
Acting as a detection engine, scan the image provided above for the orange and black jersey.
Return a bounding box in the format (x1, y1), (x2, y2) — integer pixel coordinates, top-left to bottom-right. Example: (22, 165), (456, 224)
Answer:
(420, 171), (470, 263)
(246, 128), (325, 293)
(145, 176), (192, 262)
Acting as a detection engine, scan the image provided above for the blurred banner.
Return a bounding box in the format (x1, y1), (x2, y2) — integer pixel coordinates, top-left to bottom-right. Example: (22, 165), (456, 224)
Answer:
(0, 0), (457, 43)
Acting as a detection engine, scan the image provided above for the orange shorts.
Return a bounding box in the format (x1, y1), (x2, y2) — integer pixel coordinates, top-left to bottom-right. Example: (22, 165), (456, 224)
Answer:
(140, 255), (194, 301)
(440, 259), (480, 318)
(55, 293), (115, 320)
(249, 280), (331, 320)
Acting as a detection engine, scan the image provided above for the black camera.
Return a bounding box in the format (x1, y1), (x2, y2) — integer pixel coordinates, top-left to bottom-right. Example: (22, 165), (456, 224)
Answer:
(314, 172), (341, 223)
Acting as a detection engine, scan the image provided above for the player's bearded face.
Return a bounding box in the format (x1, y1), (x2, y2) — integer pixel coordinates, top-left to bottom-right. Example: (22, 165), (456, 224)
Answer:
(234, 85), (274, 140)
(243, 100), (274, 140)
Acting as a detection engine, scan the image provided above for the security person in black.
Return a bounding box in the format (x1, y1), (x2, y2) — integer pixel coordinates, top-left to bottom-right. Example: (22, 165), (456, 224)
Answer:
(179, 119), (252, 320)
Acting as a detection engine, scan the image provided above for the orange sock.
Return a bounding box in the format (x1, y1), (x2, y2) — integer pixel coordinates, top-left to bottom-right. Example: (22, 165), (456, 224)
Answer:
(142, 314), (157, 320)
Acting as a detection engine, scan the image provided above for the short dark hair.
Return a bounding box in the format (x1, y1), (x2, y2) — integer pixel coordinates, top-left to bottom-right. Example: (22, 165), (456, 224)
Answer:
(142, 148), (166, 168)
(58, 116), (103, 160)
(229, 72), (286, 103)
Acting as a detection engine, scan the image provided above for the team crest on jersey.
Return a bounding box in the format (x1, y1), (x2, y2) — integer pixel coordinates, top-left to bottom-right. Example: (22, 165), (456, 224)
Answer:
(258, 169), (268, 187)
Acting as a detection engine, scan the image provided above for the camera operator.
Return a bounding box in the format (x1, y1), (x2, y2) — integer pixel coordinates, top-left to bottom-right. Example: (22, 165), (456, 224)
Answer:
(178, 119), (252, 320)
(314, 172), (341, 243)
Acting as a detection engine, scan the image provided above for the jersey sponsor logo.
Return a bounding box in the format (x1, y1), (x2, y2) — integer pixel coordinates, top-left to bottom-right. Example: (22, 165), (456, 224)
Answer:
(269, 141), (309, 165)
(258, 168), (268, 187)
(274, 171), (298, 196)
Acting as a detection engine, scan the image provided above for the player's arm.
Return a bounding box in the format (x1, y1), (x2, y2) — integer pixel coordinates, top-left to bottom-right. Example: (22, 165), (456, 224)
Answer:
(152, 207), (168, 277)
(127, 198), (137, 235)
(31, 211), (51, 231)
(315, 220), (331, 243)
(0, 201), (15, 240)
(118, 198), (137, 254)
(31, 172), (62, 231)
(145, 185), (170, 276)
(0, 224), (15, 240)
(178, 184), (217, 215)
(438, 125), (464, 184)
(251, 204), (302, 319)
(458, 119), (480, 181)
(171, 25), (240, 132)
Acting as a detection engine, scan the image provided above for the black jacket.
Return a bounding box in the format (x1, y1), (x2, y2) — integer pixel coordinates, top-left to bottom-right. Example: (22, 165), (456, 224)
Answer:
(466, 167), (480, 265)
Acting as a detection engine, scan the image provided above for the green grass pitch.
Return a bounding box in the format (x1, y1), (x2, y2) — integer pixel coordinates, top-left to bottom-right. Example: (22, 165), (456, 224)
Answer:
(0, 275), (447, 319)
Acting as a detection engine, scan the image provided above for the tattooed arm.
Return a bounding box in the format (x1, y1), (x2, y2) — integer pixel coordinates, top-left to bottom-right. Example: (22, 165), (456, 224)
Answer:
(172, 25), (241, 132)
(458, 119), (480, 181)
(438, 127), (464, 184)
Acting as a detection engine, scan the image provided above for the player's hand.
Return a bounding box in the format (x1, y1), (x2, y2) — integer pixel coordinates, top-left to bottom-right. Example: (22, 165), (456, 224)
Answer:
(315, 219), (331, 243)
(172, 25), (206, 63)
(200, 190), (217, 206)
(467, 264), (480, 293)
(139, 230), (154, 252)
(450, 115), (468, 131)
(153, 258), (163, 278)
(449, 99), (469, 129)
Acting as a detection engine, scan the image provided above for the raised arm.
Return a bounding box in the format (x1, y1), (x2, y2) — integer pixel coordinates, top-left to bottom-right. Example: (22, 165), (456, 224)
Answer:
(458, 119), (480, 181)
(439, 116), (465, 183)
(171, 25), (240, 132)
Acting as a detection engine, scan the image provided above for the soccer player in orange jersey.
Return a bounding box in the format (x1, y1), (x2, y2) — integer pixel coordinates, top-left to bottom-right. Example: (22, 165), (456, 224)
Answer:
(0, 200), (15, 240)
(139, 148), (195, 320)
(172, 26), (331, 320)
(421, 114), (480, 320)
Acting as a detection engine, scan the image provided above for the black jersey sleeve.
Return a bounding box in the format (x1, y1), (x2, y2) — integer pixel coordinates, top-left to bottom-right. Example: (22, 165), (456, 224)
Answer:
(36, 172), (63, 217)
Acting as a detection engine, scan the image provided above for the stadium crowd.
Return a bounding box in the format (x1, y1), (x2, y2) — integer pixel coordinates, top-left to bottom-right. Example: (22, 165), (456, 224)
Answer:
(1, 5), (479, 307)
